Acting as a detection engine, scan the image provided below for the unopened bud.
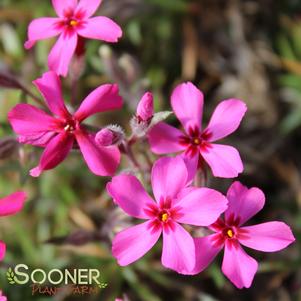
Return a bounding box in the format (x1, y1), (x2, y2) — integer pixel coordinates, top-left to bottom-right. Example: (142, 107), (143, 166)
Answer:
(95, 125), (125, 147)
(136, 92), (154, 122)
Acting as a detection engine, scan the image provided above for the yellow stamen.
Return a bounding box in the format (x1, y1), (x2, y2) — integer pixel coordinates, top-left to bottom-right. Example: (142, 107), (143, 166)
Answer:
(227, 229), (234, 238)
(161, 213), (169, 222)
(70, 20), (78, 26)
(193, 138), (200, 145)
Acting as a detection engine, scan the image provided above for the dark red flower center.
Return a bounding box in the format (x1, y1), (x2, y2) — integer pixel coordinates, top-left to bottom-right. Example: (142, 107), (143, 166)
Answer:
(159, 210), (170, 223)
(179, 126), (212, 157)
(210, 216), (250, 248)
(62, 118), (78, 134)
(144, 197), (184, 232)
(55, 8), (86, 32)
(223, 227), (235, 239)
(68, 19), (78, 27)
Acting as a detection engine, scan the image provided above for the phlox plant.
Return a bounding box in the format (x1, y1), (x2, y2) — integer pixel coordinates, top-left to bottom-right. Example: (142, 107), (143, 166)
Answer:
(0, 0), (296, 298)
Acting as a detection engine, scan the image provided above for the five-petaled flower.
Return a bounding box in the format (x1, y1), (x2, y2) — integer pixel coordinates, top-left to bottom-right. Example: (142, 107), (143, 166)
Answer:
(25, 0), (122, 76)
(148, 82), (247, 180)
(107, 156), (228, 274)
(0, 191), (26, 261)
(8, 71), (123, 177)
(187, 181), (295, 288)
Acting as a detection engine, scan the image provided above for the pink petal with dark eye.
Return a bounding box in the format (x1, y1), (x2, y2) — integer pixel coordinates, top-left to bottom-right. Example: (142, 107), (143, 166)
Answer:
(225, 182), (265, 225)
(151, 156), (188, 202)
(33, 71), (69, 118)
(107, 174), (155, 219)
(112, 221), (161, 266)
(74, 84), (122, 122)
(171, 82), (204, 133)
(148, 122), (186, 155)
(221, 241), (258, 289)
(161, 222), (195, 274)
(201, 144), (243, 178)
(239, 221), (295, 252)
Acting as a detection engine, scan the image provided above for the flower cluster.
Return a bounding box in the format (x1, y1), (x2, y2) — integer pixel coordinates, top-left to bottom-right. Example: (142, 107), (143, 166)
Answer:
(106, 83), (295, 287)
(1, 0), (295, 296)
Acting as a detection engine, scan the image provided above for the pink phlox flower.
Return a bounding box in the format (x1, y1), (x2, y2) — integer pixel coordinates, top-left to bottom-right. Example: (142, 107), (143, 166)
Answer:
(8, 71), (123, 177)
(107, 156), (228, 274)
(0, 191), (26, 261)
(188, 181), (295, 288)
(148, 82), (247, 180)
(25, 0), (122, 76)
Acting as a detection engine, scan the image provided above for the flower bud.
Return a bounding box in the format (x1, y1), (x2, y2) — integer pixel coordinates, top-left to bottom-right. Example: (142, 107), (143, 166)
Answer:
(136, 92), (154, 122)
(95, 125), (124, 147)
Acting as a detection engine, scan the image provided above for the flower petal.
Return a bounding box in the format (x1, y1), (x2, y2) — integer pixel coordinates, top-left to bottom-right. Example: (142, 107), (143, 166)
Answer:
(19, 132), (56, 147)
(239, 222), (295, 252)
(0, 192), (26, 216)
(225, 182), (265, 226)
(33, 71), (69, 118)
(148, 122), (186, 154)
(48, 32), (78, 77)
(171, 82), (203, 133)
(181, 153), (199, 184)
(161, 223), (195, 274)
(107, 174), (155, 219)
(184, 234), (223, 275)
(30, 132), (74, 177)
(76, 0), (102, 18)
(201, 144), (243, 178)
(222, 241), (258, 289)
(0, 241), (6, 261)
(52, 0), (77, 17)
(77, 17), (122, 42)
(8, 104), (57, 137)
(74, 84), (122, 122)
(151, 156), (188, 202)
(112, 221), (161, 266)
(76, 131), (120, 176)
(205, 99), (247, 142)
(176, 188), (228, 226)
(24, 18), (62, 49)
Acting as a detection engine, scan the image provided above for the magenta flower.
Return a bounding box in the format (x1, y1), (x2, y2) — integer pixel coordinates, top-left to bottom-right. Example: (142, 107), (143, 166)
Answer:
(148, 82), (247, 179)
(189, 181), (295, 288)
(8, 71), (122, 177)
(0, 191), (26, 261)
(107, 156), (228, 274)
(25, 0), (122, 76)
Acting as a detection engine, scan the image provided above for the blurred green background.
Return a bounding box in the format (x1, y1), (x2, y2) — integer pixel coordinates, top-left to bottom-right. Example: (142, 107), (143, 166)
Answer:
(0, 0), (301, 300)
